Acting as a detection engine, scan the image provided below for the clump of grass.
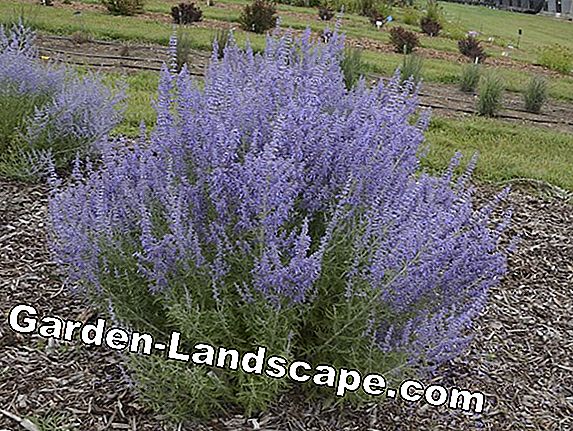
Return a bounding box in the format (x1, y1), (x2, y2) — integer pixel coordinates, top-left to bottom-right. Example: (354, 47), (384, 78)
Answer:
(459, 62), (480, 93)
(70, 30), (90, 44)
(341, 47), (365, 89)
(400, 53), (423, 84)
(523, 75), (548, 114)
(213, 28), (231, 59)
(477, 72), (504, 117)
(175, 28), (193, 72)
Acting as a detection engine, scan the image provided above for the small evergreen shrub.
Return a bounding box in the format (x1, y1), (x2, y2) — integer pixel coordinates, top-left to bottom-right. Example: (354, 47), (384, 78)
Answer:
(239, 0), (277, 34)
(458, 35), (486, 63)
(101, 0), (144, 15)
(49, 28), (510, 420)
(400, 53), (423, 84)
(171, 2), (203, 25)
(318, 5), (335, 20)
(477, 72), (504, 117)
(523, 75), (548, 114)
(537, 44), (572, 74)
(459, 62), (480, 93)
(0, 22), (125, 179)
(341, 47), (364, 89)
(389, 26), (419, 54)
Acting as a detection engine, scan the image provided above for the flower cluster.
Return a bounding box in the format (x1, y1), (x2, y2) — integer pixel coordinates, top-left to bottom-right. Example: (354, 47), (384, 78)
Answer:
(0, 22), (124, 174)
(49, 28), (510, 412)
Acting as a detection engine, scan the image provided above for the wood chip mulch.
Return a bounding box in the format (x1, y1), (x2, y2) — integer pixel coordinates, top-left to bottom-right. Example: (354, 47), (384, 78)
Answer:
(0, 179), (572, 431)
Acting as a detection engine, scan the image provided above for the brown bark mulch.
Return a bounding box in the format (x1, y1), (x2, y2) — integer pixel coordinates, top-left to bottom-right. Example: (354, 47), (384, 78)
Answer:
(0, 179), (572, 430)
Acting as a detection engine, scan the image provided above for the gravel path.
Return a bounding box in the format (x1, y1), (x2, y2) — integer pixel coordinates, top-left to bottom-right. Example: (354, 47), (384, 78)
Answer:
(0, 179), (572, 430)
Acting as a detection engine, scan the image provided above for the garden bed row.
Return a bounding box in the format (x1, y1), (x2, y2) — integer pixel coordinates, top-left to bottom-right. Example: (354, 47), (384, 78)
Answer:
(35, 33), (573, 133)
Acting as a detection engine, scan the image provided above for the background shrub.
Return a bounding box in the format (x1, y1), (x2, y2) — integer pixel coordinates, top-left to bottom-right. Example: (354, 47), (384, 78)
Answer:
(318, 5), (335, 20)
(458, 35), (487, 63)
(49, 29), (510, 420)
(400, 53), (423, 84)
(0, 22), (124, 179)
(523, 75), (548, 113)
(101, 0), (144, 15)
(420, 16), (441, 36)
(171, 2), (203, 25)
(239, 0), (277, 34)
(459, 62), (480, 93)
(389, 26), (419, 54)
(477, 71), (504, 117)
(537, 44), (572, 74)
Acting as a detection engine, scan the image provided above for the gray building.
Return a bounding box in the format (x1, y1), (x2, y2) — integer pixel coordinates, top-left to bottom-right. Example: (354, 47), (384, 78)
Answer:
(543, 0), (573, 16)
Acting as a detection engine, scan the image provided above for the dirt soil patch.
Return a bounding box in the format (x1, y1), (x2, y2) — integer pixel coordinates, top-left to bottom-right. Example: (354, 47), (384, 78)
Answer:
(1, 178), (571, 430)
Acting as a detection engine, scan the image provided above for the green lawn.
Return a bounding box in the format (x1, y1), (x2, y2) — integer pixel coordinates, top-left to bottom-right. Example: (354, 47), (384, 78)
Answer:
(425, 117), (573, 191)
(441, 2), (573, 63)
(2, 0), (573, 100)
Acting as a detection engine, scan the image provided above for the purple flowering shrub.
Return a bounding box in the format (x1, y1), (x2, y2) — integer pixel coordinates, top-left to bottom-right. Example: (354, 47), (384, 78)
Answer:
(0, 22), (124, 179)
(48, 29), (510, 418)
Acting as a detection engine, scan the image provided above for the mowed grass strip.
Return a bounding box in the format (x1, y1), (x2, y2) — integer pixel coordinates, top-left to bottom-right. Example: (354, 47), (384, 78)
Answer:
(425, 117), (573, 191)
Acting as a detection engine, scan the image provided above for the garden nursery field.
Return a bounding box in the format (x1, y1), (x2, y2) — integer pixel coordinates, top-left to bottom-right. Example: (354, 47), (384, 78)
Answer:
(0, 0), (572, 429)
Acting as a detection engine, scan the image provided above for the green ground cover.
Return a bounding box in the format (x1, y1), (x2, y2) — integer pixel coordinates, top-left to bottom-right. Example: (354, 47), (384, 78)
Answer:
(2, 0), (573, 100)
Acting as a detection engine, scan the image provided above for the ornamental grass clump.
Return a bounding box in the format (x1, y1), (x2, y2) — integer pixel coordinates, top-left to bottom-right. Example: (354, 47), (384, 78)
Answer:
(0, 22), (125, 179)
(459, 62), (480, 93)
(49, 28), (511, 420)
(400, 53), (423, 84)
(477, 71), (504, 117)
(340, 47), (365, 89)
(523, 75), (548, 114)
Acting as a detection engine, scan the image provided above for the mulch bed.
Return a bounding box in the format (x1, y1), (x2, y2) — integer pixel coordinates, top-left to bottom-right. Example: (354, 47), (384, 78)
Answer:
(1, 178), (571, 430)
